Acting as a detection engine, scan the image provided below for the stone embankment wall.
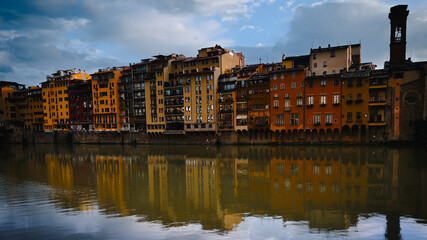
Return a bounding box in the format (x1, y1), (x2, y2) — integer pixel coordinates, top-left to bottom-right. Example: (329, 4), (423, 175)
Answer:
(1, 126), (420, 145)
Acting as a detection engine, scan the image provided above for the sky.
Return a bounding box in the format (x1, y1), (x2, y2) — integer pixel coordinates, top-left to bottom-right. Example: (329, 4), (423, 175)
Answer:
(0, 0), (426, 86)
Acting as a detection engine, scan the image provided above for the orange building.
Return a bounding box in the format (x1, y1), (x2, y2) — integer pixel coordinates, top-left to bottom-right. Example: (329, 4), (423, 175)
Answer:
(247, 64), (279, 133)
(269, 68), (307, 135)
(304, 74), (342, 141)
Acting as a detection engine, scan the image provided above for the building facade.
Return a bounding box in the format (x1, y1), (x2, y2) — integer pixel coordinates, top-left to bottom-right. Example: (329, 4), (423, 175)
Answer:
(91, 67), (124, 131)
(68, 79), (93, 131)
(42, 69), (90, 131)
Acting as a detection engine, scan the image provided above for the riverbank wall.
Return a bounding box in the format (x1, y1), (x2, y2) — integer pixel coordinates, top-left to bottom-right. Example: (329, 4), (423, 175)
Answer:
(1, 128), (421, 145)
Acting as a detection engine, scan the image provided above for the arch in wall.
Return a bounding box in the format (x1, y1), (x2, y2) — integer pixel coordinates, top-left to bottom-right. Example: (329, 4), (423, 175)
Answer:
(326, 128), (333, 141)
(298, 129), (305, 141)
(351, 125), (359, 140)
(333, 128), (340, 141)
(292, 129), (298, 142)
(342, 125), (351, 138)
(319, 129), (327, 142)
(312, 129), (319, 142)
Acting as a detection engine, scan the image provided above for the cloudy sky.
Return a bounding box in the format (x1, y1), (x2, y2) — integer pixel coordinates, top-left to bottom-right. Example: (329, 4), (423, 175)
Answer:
(1, 0), (426, 86)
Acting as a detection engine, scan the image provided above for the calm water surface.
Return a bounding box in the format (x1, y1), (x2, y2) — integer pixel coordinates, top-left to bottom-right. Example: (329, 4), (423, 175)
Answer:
(0, 145), (426, 240)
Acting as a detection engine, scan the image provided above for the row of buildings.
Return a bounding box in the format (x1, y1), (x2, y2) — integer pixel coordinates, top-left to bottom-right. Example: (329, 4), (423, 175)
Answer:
(0, 5), (426, 142)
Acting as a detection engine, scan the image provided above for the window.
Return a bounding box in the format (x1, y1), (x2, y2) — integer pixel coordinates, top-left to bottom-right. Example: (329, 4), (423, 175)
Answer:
(273, 74), (277, 80)
(320, 183), (326, 193)
(326, 113), (332, 124)
(297, 99), (303, 106)
(273, 100), (279, 108)
(280, 83), (285, 90)
(320, 95), (326, 105)
(314, 63), (317, 68)
(290, 164), (299, 175)
(331, 50), (335, 57)
(314, 114), (321, 125)
(273, 84), (277, 90)
(347, 112), (353, 122)
(290, 113), (299, 125)
(320, 79), (326, 86)
(356, 112), (362, 121)
(334, 79), (340, 86)
(333, 94), (340, 104)
(323, 61), (327, 67)
(276, 164), (284, 176)
(308, 81), (313, 88)
(292, 82), (296, 89)
(314, 164), (320, 175)
(307, 96), (314, 105)
(292, 72), (296, 78)
(313, 54), (316, 60)
(276, 114), (284, 126)
(307, 182), (313, 192)
(281, 73), (284, 79)
(285, 100), (291, 108)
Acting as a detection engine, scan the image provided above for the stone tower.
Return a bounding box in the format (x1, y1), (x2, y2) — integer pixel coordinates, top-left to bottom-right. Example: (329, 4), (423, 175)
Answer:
(389, 5), (409, 66)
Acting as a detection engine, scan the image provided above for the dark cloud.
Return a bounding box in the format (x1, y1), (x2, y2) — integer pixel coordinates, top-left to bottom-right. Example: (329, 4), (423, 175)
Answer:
(0, 64), (13, 73)
(274, 1), (391, 66)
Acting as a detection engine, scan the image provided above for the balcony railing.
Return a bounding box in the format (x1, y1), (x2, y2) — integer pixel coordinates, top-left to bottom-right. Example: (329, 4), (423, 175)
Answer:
(369, 97), (386, 103)
(219, 108), (233, 113)
(165, 110), (184, 115)
(283, 107), (291, 112)
(218, 98), (234, 103)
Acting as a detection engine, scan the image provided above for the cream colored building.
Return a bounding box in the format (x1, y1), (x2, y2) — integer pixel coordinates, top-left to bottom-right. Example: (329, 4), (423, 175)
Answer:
(309, 44), (361, 76)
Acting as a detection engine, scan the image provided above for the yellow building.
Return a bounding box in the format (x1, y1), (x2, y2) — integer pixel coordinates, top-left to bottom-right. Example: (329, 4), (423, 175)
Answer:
(91, 67), (124, 131)
(42, 69), (90, 131)
(341, 70), (371, 142)
(0, 87), (18, 124)
(172, 46), (243, 132)
(144, 55), (175, 133)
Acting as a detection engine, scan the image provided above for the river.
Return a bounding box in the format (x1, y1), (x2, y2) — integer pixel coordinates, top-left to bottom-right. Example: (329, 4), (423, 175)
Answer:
(0, 144), (426, 239)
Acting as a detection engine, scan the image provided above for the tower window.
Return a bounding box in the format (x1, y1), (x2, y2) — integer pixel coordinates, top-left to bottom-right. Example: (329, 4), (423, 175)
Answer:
(395, 26), (402, 42)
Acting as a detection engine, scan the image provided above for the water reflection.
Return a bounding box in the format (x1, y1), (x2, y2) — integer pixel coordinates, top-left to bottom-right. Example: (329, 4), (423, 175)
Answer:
(0, 145), (426, 238)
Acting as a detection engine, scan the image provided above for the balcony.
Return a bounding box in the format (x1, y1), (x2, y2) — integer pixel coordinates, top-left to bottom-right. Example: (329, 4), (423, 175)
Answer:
(306, 104), (313, 108)
(369, 82), (387, 89)
(355, 99), (363, 104)
(218, 122), (234, 130)
(165, 110), (184, 115)
(236, 108), (247, 113)
(236, 94), (247, 99)
(219, 108), (233, 113)
(218, 98), (234, 103)
(165, 90), (183, 97)
(165, 100), (184, 106)
(283, 107), (291, 112)
(368, 115), (386, 126)
(368, 120), (386, 126)
(346, 100), (353, 104)
(369, 97), (386, 106)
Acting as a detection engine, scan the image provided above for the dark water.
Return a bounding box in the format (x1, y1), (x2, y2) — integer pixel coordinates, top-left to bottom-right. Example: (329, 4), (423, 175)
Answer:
(0, 145), (426, 240)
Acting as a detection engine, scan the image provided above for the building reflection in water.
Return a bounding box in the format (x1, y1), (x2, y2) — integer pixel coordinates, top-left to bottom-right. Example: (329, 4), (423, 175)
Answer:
(1, 145), (426, 235)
